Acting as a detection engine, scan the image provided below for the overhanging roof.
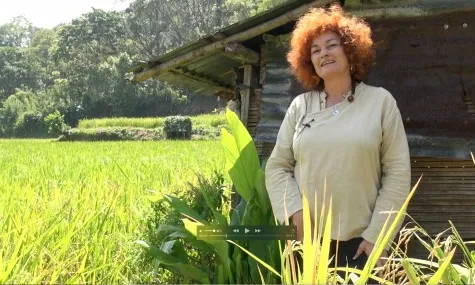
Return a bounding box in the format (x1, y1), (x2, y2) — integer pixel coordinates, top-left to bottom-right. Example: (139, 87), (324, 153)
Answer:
(127, 0), (475, 96)
(128, 0), (334, 96)
(145, 0), (322, 67)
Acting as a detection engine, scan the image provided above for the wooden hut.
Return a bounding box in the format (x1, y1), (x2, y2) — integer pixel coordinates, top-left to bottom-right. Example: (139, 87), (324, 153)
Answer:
(129, 0), (475, 258)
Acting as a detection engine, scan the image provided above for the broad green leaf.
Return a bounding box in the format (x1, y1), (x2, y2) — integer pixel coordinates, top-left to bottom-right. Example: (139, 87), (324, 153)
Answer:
(221, 128), (252, 201)
(147, 192), (164, 203)
(249, 239), (271, 283)
(230, 199), (247, 226)
(182, 219), (234, 283)
(233, 251), (243, 284)
(136, 240), (210, 282)
(162, 193), (207, 224)
(161, 240), (189, 264)
(221, 108), (260, 202)
(217, 264), (225, 284)
(159, 224), (214, 253)
(228, 240), (282, 278)
(254, 168), (271, 214)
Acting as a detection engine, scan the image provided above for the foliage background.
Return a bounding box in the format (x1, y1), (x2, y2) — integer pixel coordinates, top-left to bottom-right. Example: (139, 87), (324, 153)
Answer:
(0, 0), (287, 137)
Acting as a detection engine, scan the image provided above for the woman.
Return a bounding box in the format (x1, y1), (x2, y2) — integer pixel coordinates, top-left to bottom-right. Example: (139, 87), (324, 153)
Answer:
(265, 4), (411, 271)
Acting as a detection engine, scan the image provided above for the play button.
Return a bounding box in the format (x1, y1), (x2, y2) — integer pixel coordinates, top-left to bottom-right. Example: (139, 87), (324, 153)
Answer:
(245, 228), (250, 234)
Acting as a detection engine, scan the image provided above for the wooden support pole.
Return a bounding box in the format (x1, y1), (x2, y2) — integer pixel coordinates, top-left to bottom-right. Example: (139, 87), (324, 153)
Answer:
(240, 65), (252, 127)
(130, 0), (333, 83)
(224, 42), (260, 65)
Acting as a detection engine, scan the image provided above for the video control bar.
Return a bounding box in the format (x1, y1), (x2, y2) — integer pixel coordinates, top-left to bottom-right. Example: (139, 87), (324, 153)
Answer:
(197, 225), (297, 240)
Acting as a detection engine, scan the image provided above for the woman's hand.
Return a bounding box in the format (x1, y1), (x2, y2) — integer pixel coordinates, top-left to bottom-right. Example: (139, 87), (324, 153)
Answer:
(291, 210), (304, 241)
(291, 210), (315, 242)
(353, 239), (388, 268)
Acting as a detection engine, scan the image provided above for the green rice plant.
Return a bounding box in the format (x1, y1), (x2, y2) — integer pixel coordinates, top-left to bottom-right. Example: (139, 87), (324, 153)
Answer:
(78, 117), (166, 129)
(0, 139), (226, 283)
(234, 173), (462, 285)
(378, 153), (475, 285)
(78, 113), (226, 130)
(60, 127), (164, 141)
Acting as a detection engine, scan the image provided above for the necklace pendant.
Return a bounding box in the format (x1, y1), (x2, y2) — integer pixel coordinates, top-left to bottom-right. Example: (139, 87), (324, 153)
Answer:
(332, 107), (340, 116)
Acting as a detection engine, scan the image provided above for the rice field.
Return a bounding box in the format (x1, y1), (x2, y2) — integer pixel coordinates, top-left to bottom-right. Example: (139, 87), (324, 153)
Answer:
(77, 113), (226, 129)
(0, 139), (226, 283)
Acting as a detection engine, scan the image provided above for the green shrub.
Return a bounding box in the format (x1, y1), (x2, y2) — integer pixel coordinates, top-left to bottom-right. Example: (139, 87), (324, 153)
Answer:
(164, 116), (192, 140)
(44, 111), (71, 135)
(13, 111), (50, 138)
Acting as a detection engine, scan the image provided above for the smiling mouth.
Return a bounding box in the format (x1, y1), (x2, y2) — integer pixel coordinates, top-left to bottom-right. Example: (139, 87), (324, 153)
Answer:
(321, 61), (335, 67)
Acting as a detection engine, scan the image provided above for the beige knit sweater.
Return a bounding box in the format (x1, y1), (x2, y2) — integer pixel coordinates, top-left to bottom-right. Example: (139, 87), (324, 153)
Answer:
(265, 82), (411, 244)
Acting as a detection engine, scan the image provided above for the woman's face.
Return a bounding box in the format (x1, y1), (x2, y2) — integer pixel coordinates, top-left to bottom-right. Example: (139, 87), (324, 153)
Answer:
(310, 32), (350, 80)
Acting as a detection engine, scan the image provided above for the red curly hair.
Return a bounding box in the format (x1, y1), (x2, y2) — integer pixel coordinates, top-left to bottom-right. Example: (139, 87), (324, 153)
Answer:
(287, 3), (374, 91)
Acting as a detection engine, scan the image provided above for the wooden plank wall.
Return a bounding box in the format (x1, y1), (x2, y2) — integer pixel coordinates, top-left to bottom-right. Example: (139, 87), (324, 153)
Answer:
(404, 157), (475, 261)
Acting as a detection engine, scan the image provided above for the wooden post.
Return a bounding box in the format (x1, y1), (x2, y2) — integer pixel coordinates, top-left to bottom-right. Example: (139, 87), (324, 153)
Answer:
(240, 65), (252, 127)
(231, 65), (255, 209)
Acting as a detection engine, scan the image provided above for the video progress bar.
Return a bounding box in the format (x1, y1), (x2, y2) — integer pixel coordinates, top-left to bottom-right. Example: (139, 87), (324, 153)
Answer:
(197, 226), (297, 240)
(201, 235), (296, 240)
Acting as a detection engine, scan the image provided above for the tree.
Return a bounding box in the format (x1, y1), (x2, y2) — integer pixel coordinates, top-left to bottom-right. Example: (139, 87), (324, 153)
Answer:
(28, 29), (58, 87)
(125, 0), (225, 58)
(0, 47), (41, 101)
(0, 0), (291, 137)
(53, 8), (129, 64)
(0, 16), (37, 47)
(224, 0), (289, 23)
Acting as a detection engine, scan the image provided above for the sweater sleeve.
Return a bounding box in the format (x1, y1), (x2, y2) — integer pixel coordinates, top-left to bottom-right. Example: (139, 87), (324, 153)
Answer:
(265, 98), (303, 225)
(361, 90), (411, 246)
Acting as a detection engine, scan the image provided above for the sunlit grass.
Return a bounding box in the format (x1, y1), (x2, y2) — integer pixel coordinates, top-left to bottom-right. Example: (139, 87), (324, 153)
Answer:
(0, 139), (226, 283)
(77, 113), (226, 130)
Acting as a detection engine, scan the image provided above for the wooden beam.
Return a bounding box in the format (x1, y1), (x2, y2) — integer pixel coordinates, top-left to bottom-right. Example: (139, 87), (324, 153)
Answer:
(224, 42), (260, 65)
(168, 69), (233, 93)
(131, 0), (334, 83)
(240, 65), (252, 127)
(408, 134), (475, 159)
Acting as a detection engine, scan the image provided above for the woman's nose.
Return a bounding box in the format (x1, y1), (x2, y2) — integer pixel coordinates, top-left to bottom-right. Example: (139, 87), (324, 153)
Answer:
(320, 48), (329, 59)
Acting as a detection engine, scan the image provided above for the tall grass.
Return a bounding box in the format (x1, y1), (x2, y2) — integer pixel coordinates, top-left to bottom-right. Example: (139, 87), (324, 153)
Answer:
(78, 113), (226, 129)
(0, 139), (226, 283)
